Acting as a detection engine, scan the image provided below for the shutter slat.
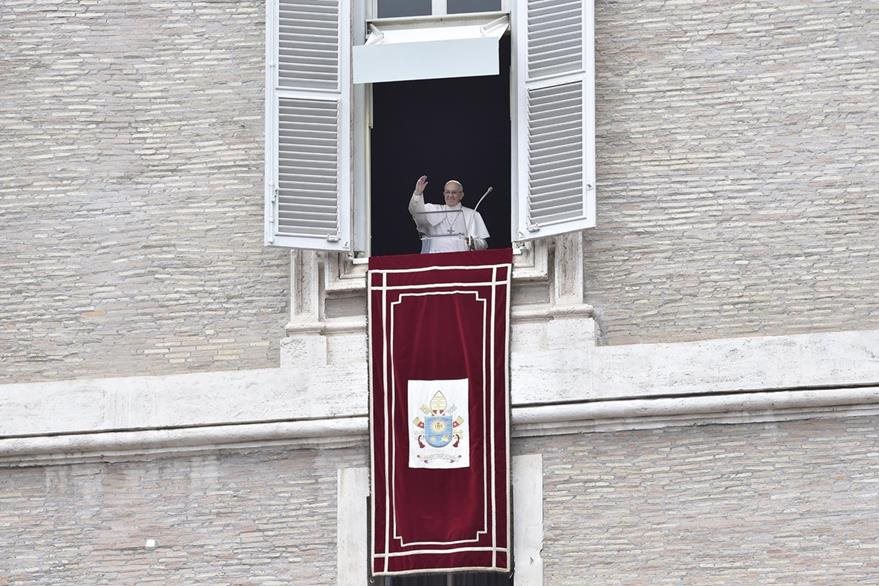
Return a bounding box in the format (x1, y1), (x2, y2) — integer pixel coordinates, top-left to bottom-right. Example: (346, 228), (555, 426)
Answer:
(530, 104), (580, 121)
(530, 189), (583, 207)
(530, 117), (581, 134)
(278, 163), (336, 171)
(279, 74), (339, 84)
(529, 17), (580, 37)
(529, 128), (582, 147)
(530, 145), (583, 164)
(278, 137), (338, 147)
(529, 168), (582, 184)
(275, 226), (336, 236)
(278, 133), (338, 144)
(529, 207), (584, 225)
(531, 155), (583, 172)
(278, 171), (337, 181)
(279, 200), (339, 208)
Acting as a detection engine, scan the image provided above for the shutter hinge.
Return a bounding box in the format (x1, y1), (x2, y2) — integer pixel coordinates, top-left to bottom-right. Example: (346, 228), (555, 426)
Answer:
(326, 235), (340, 243)
(268, 189), (278, 240)
(527, 224), (540, 233)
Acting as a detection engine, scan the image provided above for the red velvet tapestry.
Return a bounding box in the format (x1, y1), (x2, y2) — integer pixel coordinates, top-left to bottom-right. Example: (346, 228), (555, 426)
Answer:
(368, 248), (513, 577)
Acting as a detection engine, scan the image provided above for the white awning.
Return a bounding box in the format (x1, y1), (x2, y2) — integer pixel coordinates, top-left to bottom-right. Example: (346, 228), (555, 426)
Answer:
(353, 15), (509, 84)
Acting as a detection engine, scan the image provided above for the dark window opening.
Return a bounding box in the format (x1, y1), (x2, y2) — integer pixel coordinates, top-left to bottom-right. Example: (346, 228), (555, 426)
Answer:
(377, 0), (432, 18)
(447, 0), (502, 14)
(369, 35), (512, 257)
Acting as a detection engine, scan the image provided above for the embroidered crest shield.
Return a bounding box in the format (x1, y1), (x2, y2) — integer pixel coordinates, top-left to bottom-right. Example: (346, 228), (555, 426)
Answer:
(424, 415), (454, 448)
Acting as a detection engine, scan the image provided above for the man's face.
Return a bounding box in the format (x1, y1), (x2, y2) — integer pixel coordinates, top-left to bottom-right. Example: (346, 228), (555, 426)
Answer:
(443, 182), (464, 207)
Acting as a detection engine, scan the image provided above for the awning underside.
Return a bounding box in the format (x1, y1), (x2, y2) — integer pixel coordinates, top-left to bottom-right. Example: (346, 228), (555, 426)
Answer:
(353, 15), (509, 84)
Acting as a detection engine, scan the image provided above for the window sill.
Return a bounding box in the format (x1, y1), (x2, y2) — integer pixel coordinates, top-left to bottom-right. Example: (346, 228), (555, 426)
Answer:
(324, 239), (549, 293)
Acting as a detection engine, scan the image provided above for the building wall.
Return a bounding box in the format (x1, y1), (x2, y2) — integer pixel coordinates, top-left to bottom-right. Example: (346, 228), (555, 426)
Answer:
(1, 4), (876, 367)
(0, 445), (365, 585)
(2, 416), (876, 584)
(0, 0), (287, 384)
(588, 0), (879, 344)
(520, 415), (879, 584)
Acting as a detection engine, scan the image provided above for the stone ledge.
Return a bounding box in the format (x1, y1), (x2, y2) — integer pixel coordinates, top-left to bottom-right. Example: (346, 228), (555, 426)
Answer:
(2, 385), (877, 467)
(3, 327), (877, 442)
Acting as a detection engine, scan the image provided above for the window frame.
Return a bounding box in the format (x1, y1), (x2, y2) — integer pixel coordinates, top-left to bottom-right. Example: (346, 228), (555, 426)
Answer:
(352, 7), (515, 259)
(354, 13), (512, 257)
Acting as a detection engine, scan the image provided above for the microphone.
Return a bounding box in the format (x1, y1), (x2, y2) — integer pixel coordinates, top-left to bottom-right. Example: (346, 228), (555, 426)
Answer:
(473, 186), (493, 212)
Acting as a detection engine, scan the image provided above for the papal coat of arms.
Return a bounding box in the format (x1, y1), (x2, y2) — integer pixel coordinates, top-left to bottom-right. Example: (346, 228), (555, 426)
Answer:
(413, 391), (465, 449)
(407, 379), (470, 469)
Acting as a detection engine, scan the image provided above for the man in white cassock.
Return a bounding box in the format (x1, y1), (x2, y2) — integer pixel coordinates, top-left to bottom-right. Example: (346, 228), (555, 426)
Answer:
(408, 175), (490, 254)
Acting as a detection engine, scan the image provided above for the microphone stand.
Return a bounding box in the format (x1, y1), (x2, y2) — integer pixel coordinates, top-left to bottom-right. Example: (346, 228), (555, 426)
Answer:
(465, 186), (493, 250)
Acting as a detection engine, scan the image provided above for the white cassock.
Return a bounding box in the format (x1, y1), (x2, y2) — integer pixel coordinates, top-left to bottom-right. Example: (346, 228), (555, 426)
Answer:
(408, 192), (490, 254)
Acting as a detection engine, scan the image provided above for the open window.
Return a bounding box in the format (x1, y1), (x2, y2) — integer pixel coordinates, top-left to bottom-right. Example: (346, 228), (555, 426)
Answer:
(368, 34), (512, 256)
(265, 0), (595, 254)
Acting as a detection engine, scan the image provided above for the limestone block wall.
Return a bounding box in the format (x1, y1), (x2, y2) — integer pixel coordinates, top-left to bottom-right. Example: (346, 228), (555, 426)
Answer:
(0, 0), (288, 383)
(588, 0), (879, 344)
(0, 445), (365, 585)
(520, 415), (879, 584)
(1, 415), (877, 584)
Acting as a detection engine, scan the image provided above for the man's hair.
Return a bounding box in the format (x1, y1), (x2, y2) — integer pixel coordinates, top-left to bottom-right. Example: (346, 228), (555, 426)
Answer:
(444, 180), (464, 191)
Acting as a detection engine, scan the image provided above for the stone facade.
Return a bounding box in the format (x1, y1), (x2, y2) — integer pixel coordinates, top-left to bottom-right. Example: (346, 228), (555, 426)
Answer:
(587, 0), (879, 344)
(2, 0), (877, 382)
(2, 416), (877, 584)
(0, 445), (364, 585)
(2, 1), (878, 584)
(1, 0), (288, 383)
(524, 416), (879, 584)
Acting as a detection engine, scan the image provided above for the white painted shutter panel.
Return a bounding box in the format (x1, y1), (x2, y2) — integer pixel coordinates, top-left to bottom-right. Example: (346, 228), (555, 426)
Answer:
(265, 0), (351, 250)
(513, 0), (596, 241)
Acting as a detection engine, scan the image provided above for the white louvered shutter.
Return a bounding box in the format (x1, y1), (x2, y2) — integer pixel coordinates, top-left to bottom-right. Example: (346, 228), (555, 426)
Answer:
(513, 0), (595, 241)
(265, 0), (351, 250)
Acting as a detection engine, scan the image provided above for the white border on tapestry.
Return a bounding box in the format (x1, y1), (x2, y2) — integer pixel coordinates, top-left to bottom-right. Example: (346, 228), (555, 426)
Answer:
(389, 290), (489, 548)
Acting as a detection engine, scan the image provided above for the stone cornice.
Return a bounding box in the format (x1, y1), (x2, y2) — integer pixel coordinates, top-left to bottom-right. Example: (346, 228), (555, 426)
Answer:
(2, 327), (877, 466)
(2, 385), (877, 467)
